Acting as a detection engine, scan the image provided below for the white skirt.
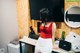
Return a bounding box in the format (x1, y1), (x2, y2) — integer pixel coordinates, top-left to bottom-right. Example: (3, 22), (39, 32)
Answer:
(35, 37), (53, 53)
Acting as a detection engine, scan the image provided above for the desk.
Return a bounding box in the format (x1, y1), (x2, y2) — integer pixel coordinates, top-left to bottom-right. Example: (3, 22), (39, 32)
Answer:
(19, 36), (74, 53)
(19, 36), (37, 53)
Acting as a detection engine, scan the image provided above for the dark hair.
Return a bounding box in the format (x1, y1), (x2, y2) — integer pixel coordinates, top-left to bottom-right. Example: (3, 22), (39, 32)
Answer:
(40, 8), (54, 22)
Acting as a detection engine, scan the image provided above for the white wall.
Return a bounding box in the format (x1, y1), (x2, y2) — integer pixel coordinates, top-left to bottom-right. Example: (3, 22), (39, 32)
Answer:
(0, 0), (18, 53)
(0, 17), (1, 48)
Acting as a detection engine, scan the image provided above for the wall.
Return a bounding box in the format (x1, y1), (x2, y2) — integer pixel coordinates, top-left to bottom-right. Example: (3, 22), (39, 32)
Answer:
(16, 0), (31, 38)
(0, 0), (2, 48)
(16, 0), (80, 38)
(0, 0), (18, 53)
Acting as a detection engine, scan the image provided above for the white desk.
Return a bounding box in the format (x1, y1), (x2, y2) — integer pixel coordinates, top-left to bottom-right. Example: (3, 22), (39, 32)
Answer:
(20, 36), (37, 46)
(19, 36), (74, 53)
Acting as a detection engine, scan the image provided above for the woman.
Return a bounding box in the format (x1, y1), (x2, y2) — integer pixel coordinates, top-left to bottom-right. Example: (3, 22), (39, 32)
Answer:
(35, 8), (56, 53)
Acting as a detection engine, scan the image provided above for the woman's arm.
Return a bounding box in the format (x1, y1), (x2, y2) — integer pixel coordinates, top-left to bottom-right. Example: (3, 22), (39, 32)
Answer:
(52, 22), (56, 45)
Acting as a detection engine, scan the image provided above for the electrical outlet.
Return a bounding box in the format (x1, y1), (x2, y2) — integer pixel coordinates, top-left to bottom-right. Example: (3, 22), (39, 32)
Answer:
(0, 48), (5, 53)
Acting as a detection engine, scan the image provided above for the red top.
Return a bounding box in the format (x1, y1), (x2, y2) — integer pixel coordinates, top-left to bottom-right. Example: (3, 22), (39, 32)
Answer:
(40, 22), (53, 38)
